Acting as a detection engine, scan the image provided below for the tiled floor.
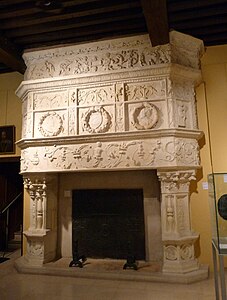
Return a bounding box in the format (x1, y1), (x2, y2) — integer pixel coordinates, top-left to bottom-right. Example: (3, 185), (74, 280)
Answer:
(0, 250), (217, 300)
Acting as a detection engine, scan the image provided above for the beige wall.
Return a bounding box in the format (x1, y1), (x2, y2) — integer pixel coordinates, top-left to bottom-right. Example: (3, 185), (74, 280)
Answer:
(191, 45), (227, 269)
(0, 72), (23, 157)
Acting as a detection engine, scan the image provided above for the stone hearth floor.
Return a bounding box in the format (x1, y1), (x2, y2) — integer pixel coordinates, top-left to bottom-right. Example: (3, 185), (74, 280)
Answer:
(0, 249), (217, 300)
(15, 255), (208, 284)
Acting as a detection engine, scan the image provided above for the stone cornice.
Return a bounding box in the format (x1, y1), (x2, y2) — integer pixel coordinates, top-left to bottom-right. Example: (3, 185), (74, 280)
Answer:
(17, 128), (203, 149)
(16, 63), (202, 99)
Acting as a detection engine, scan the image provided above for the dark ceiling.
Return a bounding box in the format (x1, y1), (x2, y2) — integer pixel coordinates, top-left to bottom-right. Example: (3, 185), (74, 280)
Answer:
(0, 0), (227, 74)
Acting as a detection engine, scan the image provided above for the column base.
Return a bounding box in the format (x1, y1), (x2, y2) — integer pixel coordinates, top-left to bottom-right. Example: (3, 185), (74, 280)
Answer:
(162, 235), (199, 274)
(24, 229), (57, 266)
(163, 259), (199, 274)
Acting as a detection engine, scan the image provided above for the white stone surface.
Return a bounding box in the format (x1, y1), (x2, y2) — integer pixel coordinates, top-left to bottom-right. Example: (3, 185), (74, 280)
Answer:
(17, 31), (206, 278)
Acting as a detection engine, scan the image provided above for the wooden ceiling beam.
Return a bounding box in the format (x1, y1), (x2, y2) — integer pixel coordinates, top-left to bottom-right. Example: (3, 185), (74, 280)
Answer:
(168, 0), (227, 12)
(1, 1), (140, 29)
(169, 5), (227, 23)
(170, 15), (227, 30)
(140, 0), (169, 46)
(0, 34), (26, 74)
(23, 28), (147, 49)
(15, 18), (146, 46)
(0, 0), (103, 19)
(6, 9), (143, 38)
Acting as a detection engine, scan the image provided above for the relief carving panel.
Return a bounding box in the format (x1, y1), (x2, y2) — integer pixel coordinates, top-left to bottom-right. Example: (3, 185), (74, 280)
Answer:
(24, 42), (171, 80)
(78, 86), (115, 106)
(129, 102), (159, 131)
(33, 90), (68, 110)
(34, 110), (67, 138)
(125, 80), (166, 101)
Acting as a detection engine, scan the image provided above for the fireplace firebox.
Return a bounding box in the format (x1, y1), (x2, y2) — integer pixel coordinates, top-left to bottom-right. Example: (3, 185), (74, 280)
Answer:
(72, 189), (145, 260)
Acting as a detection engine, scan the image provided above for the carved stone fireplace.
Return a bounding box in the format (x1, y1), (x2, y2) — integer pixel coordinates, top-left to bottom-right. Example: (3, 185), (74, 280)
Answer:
(16, 31), (208, 281)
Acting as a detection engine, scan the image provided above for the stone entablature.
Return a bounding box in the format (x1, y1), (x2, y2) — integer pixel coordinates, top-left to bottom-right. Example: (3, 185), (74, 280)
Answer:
(17, 31), (207, 279)
(22, 31), (203, 81)
(19, 136), (200, 174)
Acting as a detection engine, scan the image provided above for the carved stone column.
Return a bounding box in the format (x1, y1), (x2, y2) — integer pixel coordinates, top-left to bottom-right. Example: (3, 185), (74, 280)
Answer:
(23, 175), (58, 266)
(157, 170), (199, 273)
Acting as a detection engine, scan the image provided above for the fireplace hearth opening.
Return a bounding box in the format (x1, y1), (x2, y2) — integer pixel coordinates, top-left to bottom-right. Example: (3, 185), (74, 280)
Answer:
(72, 189), (145, 260)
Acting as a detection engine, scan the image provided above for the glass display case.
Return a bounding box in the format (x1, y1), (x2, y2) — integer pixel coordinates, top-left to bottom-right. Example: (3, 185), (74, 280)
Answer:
(208, 173), (227, 299)
(208, 173), (227, 253)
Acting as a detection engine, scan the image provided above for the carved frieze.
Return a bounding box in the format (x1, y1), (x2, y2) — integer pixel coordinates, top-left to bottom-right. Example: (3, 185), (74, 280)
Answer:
(24, 40), (171, 80)
(20, 137), (200, 173)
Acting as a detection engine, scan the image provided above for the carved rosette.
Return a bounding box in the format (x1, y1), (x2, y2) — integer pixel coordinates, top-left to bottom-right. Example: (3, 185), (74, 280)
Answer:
(131, 102), (158, 130)
(82, 107), (112, 134)
(38, 112), (63, 137)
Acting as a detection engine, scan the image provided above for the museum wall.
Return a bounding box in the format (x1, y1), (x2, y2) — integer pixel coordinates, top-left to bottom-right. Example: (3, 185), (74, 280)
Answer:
(0, 72), (23, 157)
(191, 44), (227, 269)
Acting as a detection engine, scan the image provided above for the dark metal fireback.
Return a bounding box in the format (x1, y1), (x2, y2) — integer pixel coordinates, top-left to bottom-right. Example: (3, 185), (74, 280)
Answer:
(72, 189), (145, 260)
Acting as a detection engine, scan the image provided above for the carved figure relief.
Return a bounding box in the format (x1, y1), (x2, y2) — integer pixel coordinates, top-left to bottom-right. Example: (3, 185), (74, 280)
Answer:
(24, 41), (171, 80)
(27, 241), (44, 257)
(177, 103), (187, 128)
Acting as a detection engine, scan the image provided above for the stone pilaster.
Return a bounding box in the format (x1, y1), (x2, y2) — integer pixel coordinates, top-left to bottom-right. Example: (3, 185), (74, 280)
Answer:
(23, 175), (58, 266)
(157, 170), (199, 273)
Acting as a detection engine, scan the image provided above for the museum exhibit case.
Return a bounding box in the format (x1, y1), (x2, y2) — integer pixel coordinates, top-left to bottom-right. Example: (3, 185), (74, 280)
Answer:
(208, 173), (227, 299)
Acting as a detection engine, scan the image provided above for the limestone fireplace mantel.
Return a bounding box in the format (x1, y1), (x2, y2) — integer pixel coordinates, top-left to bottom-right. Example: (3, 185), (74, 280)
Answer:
(16, 31), (208, 281)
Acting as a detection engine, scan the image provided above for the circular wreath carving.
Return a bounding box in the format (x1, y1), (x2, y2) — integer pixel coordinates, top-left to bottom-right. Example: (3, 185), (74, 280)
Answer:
(132, 102), (158, 130)
(82, 107), (112, 133)
(38, 112), (63, 137)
